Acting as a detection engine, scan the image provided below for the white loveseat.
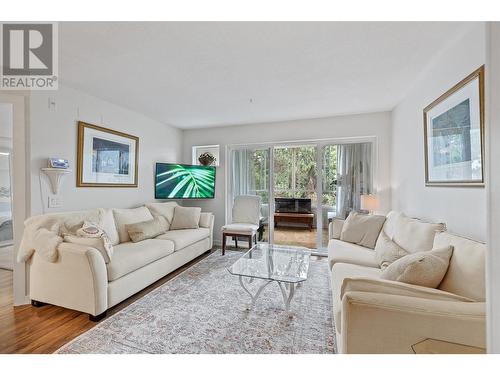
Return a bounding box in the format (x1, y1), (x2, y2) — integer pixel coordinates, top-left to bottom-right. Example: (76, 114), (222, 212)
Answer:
(328, 211), (486, 354)
(27, 202), (214, 320)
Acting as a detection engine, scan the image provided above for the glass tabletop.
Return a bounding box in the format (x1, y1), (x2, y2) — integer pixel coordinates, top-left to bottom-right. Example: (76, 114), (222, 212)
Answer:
(227, 243), (311, 283)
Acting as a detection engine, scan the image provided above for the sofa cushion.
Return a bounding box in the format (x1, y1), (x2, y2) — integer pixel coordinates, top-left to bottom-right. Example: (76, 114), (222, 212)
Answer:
(107, 239), (175, 281)
(331, 263), (381, 333)
(328, 239), (378, 270)
(199, 212), (213, 228)
(379, 211), (403, 240)
(145, 202), (178, 227)
(381, 246), (453, 288)
(374, 231), (409, 269)
(340, 212), (386, 249)
(113, 207), (154, 243)
(170, 206), (202, 230)
(156, 228), (210, 251)
(126, 216), (168, 243)
(98, 208), (120, 246)
(330, 218), (345, 240)
(392, 213), (446, 253)
(434, 232), (486, 301)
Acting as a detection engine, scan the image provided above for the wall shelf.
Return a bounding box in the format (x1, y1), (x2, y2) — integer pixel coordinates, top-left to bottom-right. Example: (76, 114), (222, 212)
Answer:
(41, 168), (71, 194)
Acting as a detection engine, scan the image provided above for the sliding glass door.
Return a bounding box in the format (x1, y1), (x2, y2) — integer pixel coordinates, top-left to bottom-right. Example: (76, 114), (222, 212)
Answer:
(273, 145), (318, 249)
(227, 140), (373, 252)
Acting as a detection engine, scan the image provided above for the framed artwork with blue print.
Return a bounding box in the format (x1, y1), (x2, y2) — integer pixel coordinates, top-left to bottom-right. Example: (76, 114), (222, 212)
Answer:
(423, 66), (485, 187)
(77, 121), (139, 187)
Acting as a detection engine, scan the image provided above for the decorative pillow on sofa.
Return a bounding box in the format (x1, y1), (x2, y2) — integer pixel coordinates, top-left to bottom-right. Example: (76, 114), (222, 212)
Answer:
(339, 211), (386, 249)
(64, 221), (114, 263)
(98, 208), (120, 246)
(374, 230), (409, 269)
(380, 246), (453, 288)
(113, 206), (154, 243)
(145, 202), (178, 228)
(126, 216), (168, 243)
(170, 206), (202, 230)
(392, 213), (446, 254)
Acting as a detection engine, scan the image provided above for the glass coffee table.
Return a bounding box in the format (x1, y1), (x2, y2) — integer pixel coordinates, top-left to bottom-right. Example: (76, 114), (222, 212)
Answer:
(227, 243), (311, 314)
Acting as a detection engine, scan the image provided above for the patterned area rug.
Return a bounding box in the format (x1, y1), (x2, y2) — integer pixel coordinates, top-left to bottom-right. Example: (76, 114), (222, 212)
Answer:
(57, 250), (335, 354)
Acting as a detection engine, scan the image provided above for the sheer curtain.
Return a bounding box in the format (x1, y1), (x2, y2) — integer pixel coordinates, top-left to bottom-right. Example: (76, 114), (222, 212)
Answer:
(232, 149), (251, 197)
(336, 142), (373, 218)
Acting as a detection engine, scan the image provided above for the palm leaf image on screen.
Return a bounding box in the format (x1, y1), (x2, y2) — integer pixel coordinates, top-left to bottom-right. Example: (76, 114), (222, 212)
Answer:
(155, 163), (216, 199)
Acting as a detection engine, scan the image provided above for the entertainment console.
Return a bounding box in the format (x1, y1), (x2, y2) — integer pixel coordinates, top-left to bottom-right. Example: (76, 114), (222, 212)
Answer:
(274, 198), (314, 230)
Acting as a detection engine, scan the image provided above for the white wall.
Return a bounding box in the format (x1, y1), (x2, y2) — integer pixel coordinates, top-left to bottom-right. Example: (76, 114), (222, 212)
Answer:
(391, 23), (487, 242)
(29, 85), (182, 215)
(182, 112), (392, 238)
(487, 21), (500, 354)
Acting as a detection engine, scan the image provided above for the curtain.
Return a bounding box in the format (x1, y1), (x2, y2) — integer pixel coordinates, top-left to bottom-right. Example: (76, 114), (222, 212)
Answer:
(336, 142), (373, 218)
(232, 149), (250, 197)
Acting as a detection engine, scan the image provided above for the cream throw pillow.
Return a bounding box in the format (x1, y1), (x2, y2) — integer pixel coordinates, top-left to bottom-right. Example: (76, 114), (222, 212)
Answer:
(375, 231), (409, 269)
(126, 216), (168, 243)
(113, 207), (154, 243)
(340, 212), (386, 249)
(381, 246), (453, 288)
(392, 213), (446, 253)
(145, 202), (178, 227)
(64, 221), (114, 263)
(170, 206), (201, 230)
(98, 208), (120, 246)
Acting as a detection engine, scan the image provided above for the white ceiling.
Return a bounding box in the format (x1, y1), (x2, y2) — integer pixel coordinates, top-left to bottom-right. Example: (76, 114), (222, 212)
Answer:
(59, 22), (472, 129)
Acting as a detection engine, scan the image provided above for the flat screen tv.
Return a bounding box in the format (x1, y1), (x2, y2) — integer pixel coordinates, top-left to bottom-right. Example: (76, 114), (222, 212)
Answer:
(155, 163), (216, 199)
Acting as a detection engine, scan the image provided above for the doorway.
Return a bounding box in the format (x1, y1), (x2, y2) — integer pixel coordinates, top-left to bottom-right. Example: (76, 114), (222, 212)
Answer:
(0, 104), (13, 271)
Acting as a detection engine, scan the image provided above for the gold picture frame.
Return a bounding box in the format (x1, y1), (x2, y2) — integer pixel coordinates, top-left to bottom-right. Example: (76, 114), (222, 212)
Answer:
(77, 121), (139, 187)
(423, 65), (485, 187)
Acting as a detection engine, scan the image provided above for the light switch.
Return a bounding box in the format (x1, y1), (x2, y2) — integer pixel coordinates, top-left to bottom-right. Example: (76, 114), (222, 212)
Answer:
(48, 195), (62, 208)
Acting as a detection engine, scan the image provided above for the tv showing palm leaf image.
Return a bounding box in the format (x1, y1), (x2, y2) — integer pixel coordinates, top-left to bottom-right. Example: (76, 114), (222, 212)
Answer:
(155, 163), (216, 199)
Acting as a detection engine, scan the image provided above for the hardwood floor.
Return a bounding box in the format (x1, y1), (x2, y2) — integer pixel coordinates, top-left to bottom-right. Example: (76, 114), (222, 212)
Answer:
(0, 249), (216, 354)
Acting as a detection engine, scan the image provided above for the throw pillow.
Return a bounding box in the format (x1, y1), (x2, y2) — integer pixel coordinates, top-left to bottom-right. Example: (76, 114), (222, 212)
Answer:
(170, 206), (202, 230)
(145, 202), (178, 227)
(339, 211), (386, 249)
(380, 246), (454, 288)
(98, 208), (120, 246)
(126, 216), (169, 243)
(374, 230), (409, 269)
(392, 213), (446, 253)
(330, 218), (345, 240)
(71, 221), (113, 262)
(113, 206), (154, 243)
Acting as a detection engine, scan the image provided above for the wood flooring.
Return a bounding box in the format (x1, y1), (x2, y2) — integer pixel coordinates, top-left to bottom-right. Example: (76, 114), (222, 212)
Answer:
(0, 247), (325, 354)
(0, 249), (216, 354)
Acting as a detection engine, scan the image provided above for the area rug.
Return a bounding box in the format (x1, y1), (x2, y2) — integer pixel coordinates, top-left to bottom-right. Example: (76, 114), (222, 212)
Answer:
(57, 250), (335, 354)
(0, 245), (13, 270)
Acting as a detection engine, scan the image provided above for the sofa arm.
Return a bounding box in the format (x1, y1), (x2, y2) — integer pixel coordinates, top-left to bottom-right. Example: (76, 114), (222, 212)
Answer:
(340, 291), (485, 353)
(199, 212), (214, 248)
(328, 218), (345, 240)
(29, 242), (108, 316)
(341, 278), (474, 303)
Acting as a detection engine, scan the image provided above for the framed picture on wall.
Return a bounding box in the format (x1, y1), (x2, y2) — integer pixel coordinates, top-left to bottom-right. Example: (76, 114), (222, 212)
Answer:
(77, 121), (139, 187)
(423, 66), (485, 187)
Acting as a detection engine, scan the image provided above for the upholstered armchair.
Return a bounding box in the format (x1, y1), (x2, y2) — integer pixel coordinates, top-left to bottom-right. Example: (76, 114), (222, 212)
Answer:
(221, 195), (262, 255)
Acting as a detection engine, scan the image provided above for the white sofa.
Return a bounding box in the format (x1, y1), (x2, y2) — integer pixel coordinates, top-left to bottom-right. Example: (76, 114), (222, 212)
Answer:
(27, 202), (214, 320)
(328, 211), (486, 354)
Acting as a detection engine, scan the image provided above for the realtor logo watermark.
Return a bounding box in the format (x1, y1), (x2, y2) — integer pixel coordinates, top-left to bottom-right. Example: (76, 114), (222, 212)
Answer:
(1, 22), (58, 90)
